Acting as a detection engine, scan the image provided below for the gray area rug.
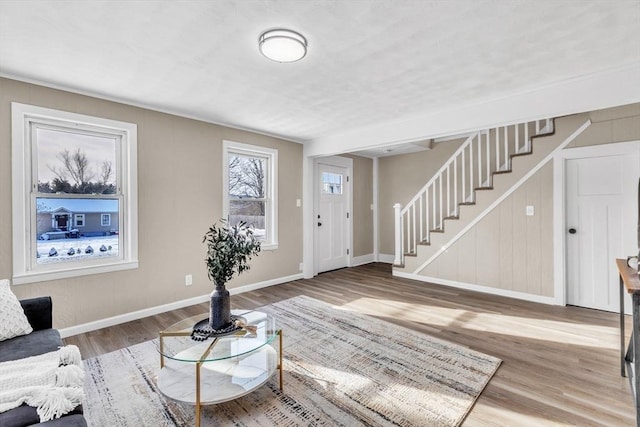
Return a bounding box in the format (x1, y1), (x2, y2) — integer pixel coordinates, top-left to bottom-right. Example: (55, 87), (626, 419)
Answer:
(84, 295), (501, 426)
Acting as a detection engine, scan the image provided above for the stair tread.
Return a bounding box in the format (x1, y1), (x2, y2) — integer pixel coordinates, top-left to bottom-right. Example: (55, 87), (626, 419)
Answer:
(511, 150), (532, 158)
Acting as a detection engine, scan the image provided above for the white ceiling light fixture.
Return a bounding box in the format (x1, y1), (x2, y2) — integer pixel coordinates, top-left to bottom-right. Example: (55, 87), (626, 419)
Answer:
(259, 29), (307, 63)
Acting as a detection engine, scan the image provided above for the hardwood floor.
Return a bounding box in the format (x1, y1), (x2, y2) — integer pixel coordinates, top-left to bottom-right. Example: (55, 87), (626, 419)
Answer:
(65, 263), (636, 426)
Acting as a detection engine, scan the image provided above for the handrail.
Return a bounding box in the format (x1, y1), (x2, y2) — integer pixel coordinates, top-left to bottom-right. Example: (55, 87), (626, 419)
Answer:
(401, 131), (478, 215)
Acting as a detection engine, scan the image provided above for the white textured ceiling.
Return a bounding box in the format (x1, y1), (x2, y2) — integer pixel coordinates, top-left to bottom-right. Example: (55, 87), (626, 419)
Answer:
(1, 0), (639, 153)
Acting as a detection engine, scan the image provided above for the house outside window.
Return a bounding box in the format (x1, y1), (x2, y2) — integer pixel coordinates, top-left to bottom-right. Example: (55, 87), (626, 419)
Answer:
(74, 214), (85, 227)
(12, 103), (138, 284)
(222, 140), (278, 250)
(322, 172), (343, 194)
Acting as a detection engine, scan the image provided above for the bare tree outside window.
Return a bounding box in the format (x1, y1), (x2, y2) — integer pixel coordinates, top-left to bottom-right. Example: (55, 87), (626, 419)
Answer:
(49, 148), (93, 187)
(36, 128), (117, 195)
(228, 154), (266, 235)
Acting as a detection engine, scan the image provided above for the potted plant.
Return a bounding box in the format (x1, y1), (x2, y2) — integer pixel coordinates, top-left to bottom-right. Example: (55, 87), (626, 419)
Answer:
(203, 219), (261, 330)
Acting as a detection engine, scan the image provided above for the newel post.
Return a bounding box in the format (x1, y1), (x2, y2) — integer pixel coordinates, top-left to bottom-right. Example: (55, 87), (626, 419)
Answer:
(393, 203), (403, 266)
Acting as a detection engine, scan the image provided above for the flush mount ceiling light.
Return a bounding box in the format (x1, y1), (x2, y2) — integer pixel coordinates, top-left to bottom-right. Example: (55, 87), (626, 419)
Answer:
(259, 29), (307, 63)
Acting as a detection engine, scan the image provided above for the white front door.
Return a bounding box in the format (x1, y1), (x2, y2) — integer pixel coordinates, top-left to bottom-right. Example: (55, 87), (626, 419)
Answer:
(566, 150), (639, 313)
(317, 161), (350, 273)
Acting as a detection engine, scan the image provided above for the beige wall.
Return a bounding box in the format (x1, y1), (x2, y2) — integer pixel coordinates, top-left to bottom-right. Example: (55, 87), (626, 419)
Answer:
(0, 77), (303, 329)
(385, 103), (640, 298)
(343, 154), (374, 257)
(377, 139), (466, 255)
(420, 162), (554, 296)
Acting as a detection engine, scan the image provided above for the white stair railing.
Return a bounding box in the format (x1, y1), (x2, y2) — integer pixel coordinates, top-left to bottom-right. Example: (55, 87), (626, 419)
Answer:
(393, 118), (552, 266)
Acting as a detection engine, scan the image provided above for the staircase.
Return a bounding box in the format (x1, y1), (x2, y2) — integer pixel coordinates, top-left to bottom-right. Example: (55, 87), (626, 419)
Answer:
(393, 118), (556, 269)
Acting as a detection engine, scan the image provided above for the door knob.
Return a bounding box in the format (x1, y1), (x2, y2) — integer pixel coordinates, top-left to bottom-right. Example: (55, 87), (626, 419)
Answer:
(318, 222), (322, 227)
(568, 228), (577, 234)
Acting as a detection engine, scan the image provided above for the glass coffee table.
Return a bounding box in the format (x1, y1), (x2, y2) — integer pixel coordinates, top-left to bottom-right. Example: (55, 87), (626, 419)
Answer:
(156, 309), (282, 427)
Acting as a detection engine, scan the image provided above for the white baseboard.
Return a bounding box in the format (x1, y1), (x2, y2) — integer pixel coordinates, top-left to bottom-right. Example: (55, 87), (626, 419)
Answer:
(378, 253), (395, 264)
(351, 253), (374, 267)
(59, 273), (303, 338)
(393, 271), (561, 306)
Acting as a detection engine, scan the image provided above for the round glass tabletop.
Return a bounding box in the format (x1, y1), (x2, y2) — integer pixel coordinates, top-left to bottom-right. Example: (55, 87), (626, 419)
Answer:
(157, 309), (277, 363)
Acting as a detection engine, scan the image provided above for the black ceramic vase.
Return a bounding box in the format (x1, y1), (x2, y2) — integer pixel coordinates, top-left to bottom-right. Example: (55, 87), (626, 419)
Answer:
(209, 284), (231, 330)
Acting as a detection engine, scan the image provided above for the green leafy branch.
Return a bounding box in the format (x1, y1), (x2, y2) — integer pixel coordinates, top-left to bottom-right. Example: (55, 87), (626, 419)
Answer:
(203, 219), (261, 288)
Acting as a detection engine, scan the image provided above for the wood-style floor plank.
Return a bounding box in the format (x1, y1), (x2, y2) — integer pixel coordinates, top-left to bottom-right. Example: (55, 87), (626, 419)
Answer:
(64, 263), (636, 426)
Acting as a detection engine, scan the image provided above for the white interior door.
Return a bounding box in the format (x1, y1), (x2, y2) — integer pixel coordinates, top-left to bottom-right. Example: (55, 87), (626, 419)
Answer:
(566, 151), (638, 313)
(317, 162), (350, 273)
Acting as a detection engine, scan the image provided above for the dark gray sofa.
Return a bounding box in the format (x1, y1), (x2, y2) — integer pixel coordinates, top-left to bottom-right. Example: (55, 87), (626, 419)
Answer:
(0, 297), (87, 427)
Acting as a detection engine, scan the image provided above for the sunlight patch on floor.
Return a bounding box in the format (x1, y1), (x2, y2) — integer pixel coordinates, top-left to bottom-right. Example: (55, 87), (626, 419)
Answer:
(473, 401), (575, 427)
(340, 298), (619, 350)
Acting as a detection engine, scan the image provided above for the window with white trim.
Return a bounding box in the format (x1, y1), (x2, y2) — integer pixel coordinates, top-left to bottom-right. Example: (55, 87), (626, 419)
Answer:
(222, 141), (278, 249)
(74, 214), (85, 227)
(12, 103), (138, 284)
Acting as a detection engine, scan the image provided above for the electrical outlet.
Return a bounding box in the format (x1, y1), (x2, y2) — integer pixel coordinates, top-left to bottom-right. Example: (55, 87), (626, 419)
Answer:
(296, 198), (302, 207)
(185, 274), (193, 286)
(526, 205), (534, 216)
(299, 262), (304, 271)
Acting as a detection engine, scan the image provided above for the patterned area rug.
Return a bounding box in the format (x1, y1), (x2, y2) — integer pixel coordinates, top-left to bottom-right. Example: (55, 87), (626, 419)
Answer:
(83, 295), (501, 426)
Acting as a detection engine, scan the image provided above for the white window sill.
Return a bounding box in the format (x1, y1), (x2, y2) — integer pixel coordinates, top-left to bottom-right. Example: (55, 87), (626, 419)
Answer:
(12, 260), (139, 285)
(260, 242), (279, 251)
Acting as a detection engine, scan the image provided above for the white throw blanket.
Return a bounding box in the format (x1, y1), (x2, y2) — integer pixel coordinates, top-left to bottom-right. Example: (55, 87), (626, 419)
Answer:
(0, 345), (85, 422)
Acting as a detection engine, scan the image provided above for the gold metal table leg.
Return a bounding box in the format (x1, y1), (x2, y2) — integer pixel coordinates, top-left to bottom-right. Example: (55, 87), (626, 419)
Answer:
(159, 332), (165, 368)
(278, 329), (283, 391)
(195, 361), (201, 427)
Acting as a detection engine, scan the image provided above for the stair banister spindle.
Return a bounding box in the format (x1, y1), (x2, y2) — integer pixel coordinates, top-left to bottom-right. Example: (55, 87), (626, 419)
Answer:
(447, 164), (451, 217)
(453, 155), (458, 216)
(536, 120), (540, 134)
(461, 148), (466, 203)
(411, 204), (416, 253)
(419, 193), (423, 243)
(477, 134), (482, 188)
(504, 126), (508, 170)
(405, 207), (409, 254)
(485, 129), (490, 184)
(426, 189), (430, 242)
(469, 138), (474, 199)
(495, 128), (500, 172)
(515, 123), (519, 154)
(438, 175), (443, 228)
(393, 203), (403, 265)
(525, 123), (529, 152)
(407, 209), (411, 254)
(432, 181), (436, 230)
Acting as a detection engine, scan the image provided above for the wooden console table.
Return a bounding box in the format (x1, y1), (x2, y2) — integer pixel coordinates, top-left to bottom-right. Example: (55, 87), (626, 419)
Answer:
(617, 258), (640, 426)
